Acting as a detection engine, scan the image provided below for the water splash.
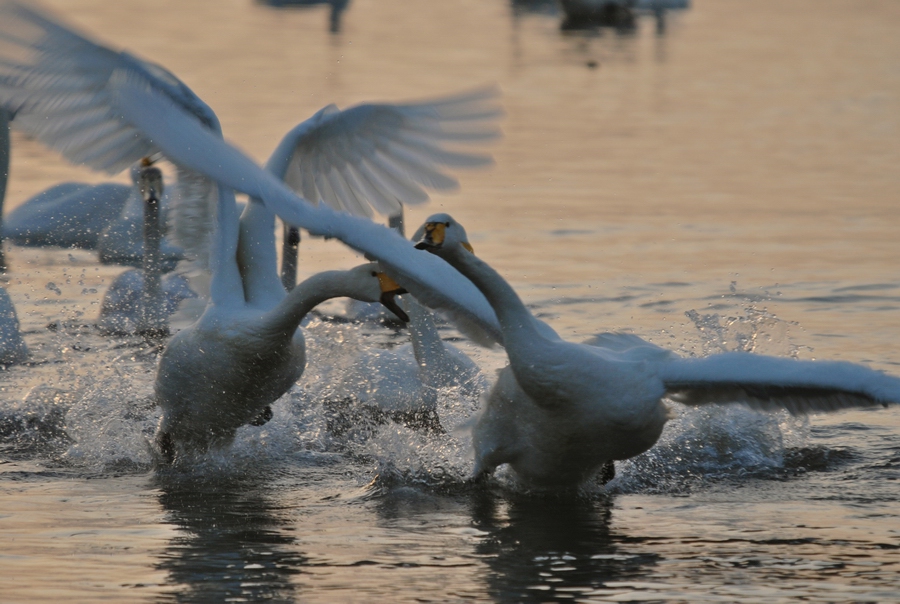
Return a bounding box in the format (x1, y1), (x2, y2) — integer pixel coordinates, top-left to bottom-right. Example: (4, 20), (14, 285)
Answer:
(610, 404), (810, 494)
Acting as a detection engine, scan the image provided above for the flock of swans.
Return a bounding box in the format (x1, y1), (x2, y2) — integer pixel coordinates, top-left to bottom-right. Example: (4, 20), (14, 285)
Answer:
(0, 1), (898, 488)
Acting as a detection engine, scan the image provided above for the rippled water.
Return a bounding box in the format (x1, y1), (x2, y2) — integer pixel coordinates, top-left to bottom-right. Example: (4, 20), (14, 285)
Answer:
(1, 0), (899, 601)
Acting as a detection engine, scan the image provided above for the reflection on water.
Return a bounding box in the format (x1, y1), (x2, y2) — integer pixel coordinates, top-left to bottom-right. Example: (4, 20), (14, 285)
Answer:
(154, 472), (303, 602)
(1, 0), (899, 601)
(471, 492), (658, 602)
(257, 0), (351, 33)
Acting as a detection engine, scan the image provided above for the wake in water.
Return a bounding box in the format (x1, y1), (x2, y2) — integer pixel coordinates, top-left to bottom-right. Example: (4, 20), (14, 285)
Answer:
(0, 294), (873, 496)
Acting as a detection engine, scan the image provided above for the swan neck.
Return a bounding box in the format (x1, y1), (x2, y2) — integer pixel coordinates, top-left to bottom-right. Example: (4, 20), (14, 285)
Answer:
(261, 269), (355, 335)
(442, 248), (544, 347)
(405, 297), (446, 366)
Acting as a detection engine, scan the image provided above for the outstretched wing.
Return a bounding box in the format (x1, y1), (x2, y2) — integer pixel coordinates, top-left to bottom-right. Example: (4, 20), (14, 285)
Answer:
(269, 88), (501, 218)
(657, 352), (900, 415)
(0, 1), (504, 344)
(0, 1), (220, 174)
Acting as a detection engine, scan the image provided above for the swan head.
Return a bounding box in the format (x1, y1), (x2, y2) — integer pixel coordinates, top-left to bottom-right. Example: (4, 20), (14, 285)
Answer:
(413, 213), (474, 255)
(137, 159), (164, 203)
(347, 263), (410, 323)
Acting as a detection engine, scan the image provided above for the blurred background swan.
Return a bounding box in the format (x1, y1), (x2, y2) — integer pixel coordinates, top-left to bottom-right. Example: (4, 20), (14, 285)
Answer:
(325, 295), (487, 434)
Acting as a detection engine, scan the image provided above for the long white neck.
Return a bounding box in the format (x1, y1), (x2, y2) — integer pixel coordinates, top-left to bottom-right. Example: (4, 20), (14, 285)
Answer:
(404, 296), (447, 373)
(237, 198), (287, 309)
(208, 182), (245, 308)
(258, 270), (364, 337)
(437, 247), (550, 367)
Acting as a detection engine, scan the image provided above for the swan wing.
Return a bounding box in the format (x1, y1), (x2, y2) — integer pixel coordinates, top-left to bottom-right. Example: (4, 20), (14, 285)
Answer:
(109, 73), (501, 339)
(0, 1), (220, 174)
(657, 352), (900, 415)
(272, 88), (501, 217)
(582, 332), (678, 362)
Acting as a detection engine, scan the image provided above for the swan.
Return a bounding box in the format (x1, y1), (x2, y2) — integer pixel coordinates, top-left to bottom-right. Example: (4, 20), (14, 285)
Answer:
(414, 213), (900, 488)
(97, 165), (196, 336)
(109, 160), (407, 459)
(153, 184), (409, 460)
(1, 137), (181, 265)
(3, 180), (132, 250)
(97, 163), (183, 270)
(327, 295), (487, 433)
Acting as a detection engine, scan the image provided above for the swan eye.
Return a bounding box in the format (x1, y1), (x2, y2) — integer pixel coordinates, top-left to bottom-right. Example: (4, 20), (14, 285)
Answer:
(444, 222), (451, 227)
(371, 271), (378, 277)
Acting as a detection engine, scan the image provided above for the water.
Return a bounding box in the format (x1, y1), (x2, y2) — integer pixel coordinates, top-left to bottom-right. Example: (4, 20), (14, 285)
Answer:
(2, 0), (900, 601)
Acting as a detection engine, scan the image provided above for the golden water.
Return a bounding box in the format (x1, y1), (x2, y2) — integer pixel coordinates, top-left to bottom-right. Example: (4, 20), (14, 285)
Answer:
(1, 0), (899, 601)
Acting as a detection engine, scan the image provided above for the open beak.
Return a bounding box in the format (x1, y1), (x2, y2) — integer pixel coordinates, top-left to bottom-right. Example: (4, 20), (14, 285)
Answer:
(376, 273), (409, 323)
(414, 222), (444, 251)
(414, 221), (473, 253)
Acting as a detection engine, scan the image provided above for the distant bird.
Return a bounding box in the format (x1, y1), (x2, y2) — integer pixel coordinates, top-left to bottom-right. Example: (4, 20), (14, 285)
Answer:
(415, 213), (900, 488)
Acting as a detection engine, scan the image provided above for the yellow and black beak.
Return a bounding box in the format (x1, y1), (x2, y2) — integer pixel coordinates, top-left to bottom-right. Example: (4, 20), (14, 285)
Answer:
(414, 221), (474, 253)
(138, 160), (164, 203)
(376, 272), (409, 323)
(414, 221), (446, 250)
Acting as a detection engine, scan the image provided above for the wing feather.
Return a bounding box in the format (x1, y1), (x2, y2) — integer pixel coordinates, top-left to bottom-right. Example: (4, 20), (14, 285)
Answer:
(270, 86), (501, 217)
(658, 352), (900, 414)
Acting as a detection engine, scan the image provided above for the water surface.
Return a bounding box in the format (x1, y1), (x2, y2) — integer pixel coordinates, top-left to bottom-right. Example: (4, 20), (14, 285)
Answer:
(1, 0), (899, 601)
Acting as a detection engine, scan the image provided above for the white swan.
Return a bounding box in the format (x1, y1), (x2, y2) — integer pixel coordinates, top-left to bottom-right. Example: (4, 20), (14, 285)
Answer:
(414, 213), (900, 488)
(3, 180), (132, 249)
(97, 165), (196, 336)
(1, 152), (184, 266)
(327, 295), (486, 432)
(97, 163), (183, 270)
(154, 183), (408, 460)
(156, 256), (407, 459)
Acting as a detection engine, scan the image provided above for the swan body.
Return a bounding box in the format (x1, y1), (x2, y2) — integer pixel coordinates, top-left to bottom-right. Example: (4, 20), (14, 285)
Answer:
(3, 182), (131, 249)
(331, 296), (486, 430)
(155, 261), (406, 459)
(97, 269), (195, 335)
(415, 214), (900, 487)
